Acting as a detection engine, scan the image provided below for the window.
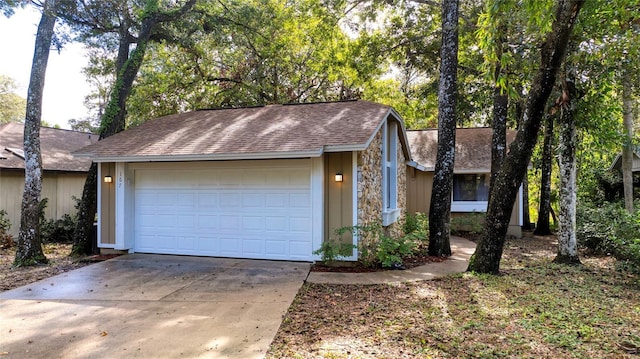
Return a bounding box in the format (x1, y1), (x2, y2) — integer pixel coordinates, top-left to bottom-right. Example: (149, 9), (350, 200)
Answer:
(453, 174), (489, 201)
(382, 120), (399, 226)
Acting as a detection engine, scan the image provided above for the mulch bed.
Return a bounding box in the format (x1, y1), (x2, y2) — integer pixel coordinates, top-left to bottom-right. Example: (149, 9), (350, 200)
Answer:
(311, 252), (448, 273)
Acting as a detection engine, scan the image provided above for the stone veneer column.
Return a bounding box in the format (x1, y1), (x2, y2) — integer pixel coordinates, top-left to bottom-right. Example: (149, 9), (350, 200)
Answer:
(356, 125), (407, 260)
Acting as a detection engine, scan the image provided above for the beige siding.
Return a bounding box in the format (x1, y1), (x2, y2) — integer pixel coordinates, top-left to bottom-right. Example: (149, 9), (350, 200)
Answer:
(100, 162), (116, 245)
(406, 167), (433, 214)
(405, 166), (522, 237)
(0, 170), (88, 237)
(0, 171), (23, 237)
(324, 153), (353, 245)
(508, 192), (522, 237)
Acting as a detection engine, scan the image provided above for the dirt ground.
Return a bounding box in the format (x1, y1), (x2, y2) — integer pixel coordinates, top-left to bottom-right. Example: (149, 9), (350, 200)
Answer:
(268, 233), (640, 358)
(0, 243), (91, 291)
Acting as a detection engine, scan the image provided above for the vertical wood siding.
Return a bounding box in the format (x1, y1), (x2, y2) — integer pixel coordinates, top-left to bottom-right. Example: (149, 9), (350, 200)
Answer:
(0, 171), (88, 237)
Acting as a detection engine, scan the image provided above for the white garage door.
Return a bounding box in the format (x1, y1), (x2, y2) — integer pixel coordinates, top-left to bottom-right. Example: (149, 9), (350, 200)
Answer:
(133, 161), (313, 261)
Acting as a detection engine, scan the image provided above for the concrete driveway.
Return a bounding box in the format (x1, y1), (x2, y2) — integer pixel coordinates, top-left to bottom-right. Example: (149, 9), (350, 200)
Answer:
(0, 254), (310, 359)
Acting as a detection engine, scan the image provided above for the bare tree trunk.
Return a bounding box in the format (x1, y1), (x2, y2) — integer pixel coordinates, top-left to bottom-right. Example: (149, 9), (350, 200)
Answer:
(467, 0), (584, 274)
(555, 74), (580, 264)
(428, 0), (459, 257)
(515, 90), (534, 231)
(622, 67), (635, 214)
(72, 0), (197, 255)
(14, 0), (57, 266)
(490, 66), (508, 192)
(522, 175), (533, 230)
(534, 114), (554, 235)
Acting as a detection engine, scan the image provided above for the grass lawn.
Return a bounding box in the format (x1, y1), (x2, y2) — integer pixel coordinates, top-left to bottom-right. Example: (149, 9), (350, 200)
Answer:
(268, 234), (640, 358)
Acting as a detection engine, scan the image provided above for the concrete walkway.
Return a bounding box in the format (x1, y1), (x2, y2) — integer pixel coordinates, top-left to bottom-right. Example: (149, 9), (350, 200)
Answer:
(306, 236), (476, 284)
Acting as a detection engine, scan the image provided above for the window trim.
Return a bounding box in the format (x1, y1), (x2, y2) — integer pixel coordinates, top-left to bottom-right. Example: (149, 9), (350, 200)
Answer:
(451, 172), (490, 213)
(382, 120), (399, 226)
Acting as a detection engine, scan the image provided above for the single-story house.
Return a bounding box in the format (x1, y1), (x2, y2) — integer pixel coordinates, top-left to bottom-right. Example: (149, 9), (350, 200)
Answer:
(0, 122), (98, 237)
(610, 151), (640, 173)
(74, 100), (411, 261)
(406, 128), (523, 238)
(604, 151), (640, 201)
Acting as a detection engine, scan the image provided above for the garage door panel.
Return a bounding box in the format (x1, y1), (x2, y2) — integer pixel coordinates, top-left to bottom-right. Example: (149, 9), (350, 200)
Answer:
(242, 193), (265, 207)
(242, 216), (264, 231)
(289, 192), (311, 207)
(176, 215), (196, 228)
(196, 236), (218, 252)
(197, 215), (219, 229)
(134, 162), (312, 260)
(198, 193), (219, 209)
(265, 217), (287, 231)
(265, 240), (287, 255)
(290, 217), (312, 232)
(220, 193), (241, 207)
(265, 193), (287, 207)
(219, 236), (242, 255)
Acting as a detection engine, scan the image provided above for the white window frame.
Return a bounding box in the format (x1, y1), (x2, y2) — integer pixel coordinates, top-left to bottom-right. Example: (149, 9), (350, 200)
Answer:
(451, 172), (489, 213)
(382, 120), (400, 226)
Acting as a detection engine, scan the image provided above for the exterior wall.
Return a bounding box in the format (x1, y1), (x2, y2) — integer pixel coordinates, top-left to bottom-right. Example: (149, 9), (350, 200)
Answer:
(99, 162), (116, 246)
(508, 190), (522, 237)
(0, 171), (23, 237)
(406, 167), (433, 214)
(406, 167), (522, 238)
(324, 152), (353, 246)
(357, 122), (407, 259)
(0, 170), (87, 237)
(357, 130), (383, 258)
(390, 135), (407, 238)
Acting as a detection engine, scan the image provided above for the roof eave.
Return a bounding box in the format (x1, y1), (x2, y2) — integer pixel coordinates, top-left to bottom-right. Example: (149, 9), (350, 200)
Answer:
(324, 144), (368, 152)
(360, 108), (413, 161)
(81, 149), (325, 163)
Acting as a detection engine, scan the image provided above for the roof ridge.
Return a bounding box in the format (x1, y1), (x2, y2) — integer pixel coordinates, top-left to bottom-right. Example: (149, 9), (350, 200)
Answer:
(282, 99), (358, 106)
(196, 104), (266, 111)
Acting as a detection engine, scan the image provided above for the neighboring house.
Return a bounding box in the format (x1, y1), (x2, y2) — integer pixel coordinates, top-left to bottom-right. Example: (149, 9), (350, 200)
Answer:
(406, 128), (523, 238)
(0, 122), (98, 237)
(74, 100), (411, 261)
(610, 151), (640, 173)
(605, 151), (640, 201)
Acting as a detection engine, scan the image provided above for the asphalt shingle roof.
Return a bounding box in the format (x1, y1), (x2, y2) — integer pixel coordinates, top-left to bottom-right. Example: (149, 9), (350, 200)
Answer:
(75, 101), (403, 161)
(407, 128), (516, 172)
(0, 122), (98, 172)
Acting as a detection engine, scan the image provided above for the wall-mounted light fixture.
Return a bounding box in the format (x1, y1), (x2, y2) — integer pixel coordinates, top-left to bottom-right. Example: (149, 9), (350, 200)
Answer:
(334, 173), (343, 182)
(104, 175), (113, 183)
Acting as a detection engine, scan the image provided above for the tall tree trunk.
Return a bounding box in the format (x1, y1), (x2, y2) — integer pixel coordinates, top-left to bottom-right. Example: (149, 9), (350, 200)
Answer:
(515, 90), (534, 231)
(72, 0), (197, 255)
(521, 175), (533, 230)
(14, 0), (57, 266)
(534, 113), (554, 235)
(490, 69), (508, 192)
(467, 0), (584, 274)
(428, 0), (459, 257)
(555, 74), (580, 264)
(622, 66), (635, 214)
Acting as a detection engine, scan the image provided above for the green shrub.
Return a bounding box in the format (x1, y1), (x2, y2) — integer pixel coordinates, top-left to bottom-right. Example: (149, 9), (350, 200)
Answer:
(451, 212), (485, 236)
(404, 212), (429, 239)
(41, 214), (77, 244)
(317, 222), (421, 268)
(577, 201), (640, 273)
(0, 209), (13, 248)
(313, 226), (357, 262)
(375, 232), (417, 268)
(38, 198), (78, 244)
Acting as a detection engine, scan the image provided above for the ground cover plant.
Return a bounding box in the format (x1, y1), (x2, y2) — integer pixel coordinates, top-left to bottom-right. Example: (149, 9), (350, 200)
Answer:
(268, 234), (640, 358)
